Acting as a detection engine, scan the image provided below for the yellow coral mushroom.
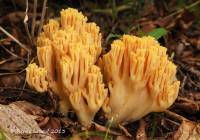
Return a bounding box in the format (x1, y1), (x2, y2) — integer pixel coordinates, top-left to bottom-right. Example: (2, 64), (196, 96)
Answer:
(60, 8), (87, 32)
(26, 63), (48, 93)
(60, 8), (101, 58)
(26, 7), (180, 127)
(26, 8), (107, 126)
(59, 48), (93, 94)
(101, 35), (180, 125)
(69, 65), (107, 126)
(58, 47), (107, 126)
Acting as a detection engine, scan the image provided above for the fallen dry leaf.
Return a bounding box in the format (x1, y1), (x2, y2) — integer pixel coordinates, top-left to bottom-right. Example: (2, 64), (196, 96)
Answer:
(175, 96), (200, 114)
(0, 59), (25, 71)
(0, 74), (22, 87)
(0, 103), (53, 140)
(41, 117), (62, 138)
(12, 100), (47, 116)
(173, 120), (200, 140)
(189, 38), (200, 50)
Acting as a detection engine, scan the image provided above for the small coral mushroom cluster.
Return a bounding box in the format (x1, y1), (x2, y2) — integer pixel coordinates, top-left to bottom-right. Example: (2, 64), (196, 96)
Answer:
(26, 8), (107, 126)
(26, 8), (180, 126)
(100, 35), (180, 125)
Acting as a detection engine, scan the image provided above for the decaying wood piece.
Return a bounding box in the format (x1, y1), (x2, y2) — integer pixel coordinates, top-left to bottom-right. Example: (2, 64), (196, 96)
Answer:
(0, 103), (53, 140)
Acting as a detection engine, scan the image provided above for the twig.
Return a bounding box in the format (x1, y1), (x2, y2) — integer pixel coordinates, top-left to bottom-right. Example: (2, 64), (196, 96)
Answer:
(19, 52), (30, 99)
(38, 0), (48, 35)
(0, 45), (19, 58)
(31, 0), (38, 37)
(0, 59), (11, 65)
(164, 0), (200, 19)
(164, 118), (180, 127)
(181, 76), (187, 93)
(18, 79), (27, 98)
(0, 69), (25, 76)
(93, 4), (132, 16)
(26, 50), (30, 65)
(118, 124), (132, 137)
(164, 110), (186, 122)
(0, 26), (30, 52)
(24, 0), (33, 45)
(94, 122), (121, 136)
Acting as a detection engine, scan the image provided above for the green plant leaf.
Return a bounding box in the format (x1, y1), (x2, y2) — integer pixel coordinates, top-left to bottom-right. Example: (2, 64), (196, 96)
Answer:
(105, 118), (114, 140)
(0, 130), (6, 140)
(105, 33), (121, 44)
(148, 28), (168, 40)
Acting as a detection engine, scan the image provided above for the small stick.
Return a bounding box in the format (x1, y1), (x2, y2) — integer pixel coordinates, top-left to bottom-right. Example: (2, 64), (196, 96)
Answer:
(24, 0), (33, 45)
(0, 26), (30, 52)
(19, 52), (30, 99)
(0, 45), (20, 58)
(31, 0), (38, 37)
(94, 122), (121, 136)
(164, 110), (186, 122)
(118, 124), (132, 137)
(38, 0), (48, 35)
(24, 23), (33, 45)
(166, 0), (200, 18)
(164, 118), (180, 127)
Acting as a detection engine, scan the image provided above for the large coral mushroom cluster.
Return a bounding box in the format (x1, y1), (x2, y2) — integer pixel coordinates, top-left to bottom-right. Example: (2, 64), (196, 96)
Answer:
(26, 8), (107, 126)
(26, 8), (180, 127)
(101, 35), (180, 125)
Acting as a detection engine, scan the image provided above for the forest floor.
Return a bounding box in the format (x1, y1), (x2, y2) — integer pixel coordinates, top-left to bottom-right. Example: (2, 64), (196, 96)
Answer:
(0, 0), (200, 140)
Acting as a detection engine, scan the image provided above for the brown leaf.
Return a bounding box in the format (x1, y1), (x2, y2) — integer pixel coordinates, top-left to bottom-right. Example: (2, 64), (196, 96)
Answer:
(178, 11), (194, 30)
(155, 15), (178, 28)
(0, 59), (25, 71)
(175, 97), (200, 114)
(0, 12), (26, 24)
(12, 100), (47, 116)
(0, 103), (54, 140)
(173, 120), (200, 140)
(189, 38), (200, 50)
(0, 74), (22, 87)
(41, 117), (62, 138)
(140, 20), (157, 33)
